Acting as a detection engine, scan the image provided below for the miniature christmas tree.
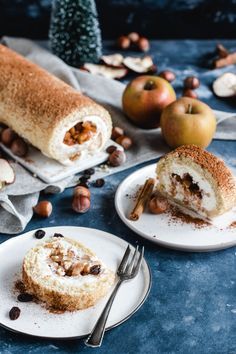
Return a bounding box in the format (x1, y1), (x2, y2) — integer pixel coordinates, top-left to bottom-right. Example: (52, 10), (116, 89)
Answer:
(49, 0), (102, 66)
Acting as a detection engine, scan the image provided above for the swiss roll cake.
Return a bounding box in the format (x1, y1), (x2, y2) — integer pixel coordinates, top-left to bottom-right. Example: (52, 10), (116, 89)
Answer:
(0, 44), (112, 165)
(22, 236), (115, 311)
(156, 145), (236, 218)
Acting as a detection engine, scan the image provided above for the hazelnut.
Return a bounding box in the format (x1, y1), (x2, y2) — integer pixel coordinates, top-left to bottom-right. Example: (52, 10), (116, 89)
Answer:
(148, 195), (168, 214)
(128, 32), (140, 43)
(137, 37), (150, 52)
(106, 145), (117, 154)
(109, 150), (126, 167)
(182, 89), (198, 99)
(72, 195), (90, 213)
(1, 128), (17, 146)
(111, 126), (124, 140)
(184, 76), (200, 90)
(117, 36), (130, 49)
(11, 138), (28, 157)
(159, 70), (176, 82)
(74, 186), (91, 198)
(116, 135), (133, 150)
(33, 200), (52, 218)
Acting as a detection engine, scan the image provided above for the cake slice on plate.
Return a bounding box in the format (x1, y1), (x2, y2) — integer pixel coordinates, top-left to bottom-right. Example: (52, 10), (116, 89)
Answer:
(22, 236), (115, 311)
(156, 145), (236, 218)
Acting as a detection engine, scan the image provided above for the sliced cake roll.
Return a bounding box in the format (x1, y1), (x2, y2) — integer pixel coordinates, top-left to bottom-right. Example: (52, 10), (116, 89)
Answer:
(0, 44), (112, 165)
(156, 145), (236, 218)
(22, 236), (115, 311)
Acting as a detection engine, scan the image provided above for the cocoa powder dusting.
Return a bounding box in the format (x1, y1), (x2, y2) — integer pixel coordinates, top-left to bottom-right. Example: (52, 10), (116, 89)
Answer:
(168, 206), (210, 229)
(229, 221), (236, 228)
(14, 280), (26, 294)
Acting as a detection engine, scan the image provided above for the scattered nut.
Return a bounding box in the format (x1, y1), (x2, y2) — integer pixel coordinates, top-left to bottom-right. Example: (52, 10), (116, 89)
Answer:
(109, 150), (126, 167)
(70, 262), (85, 276)
(137, 37), (150, 52)
(72, 195), (90, 213)
(74, 186), (91, 198)
(116, 135), (133, 150)
(182, 89), (198, 99)
(9, 306), (21, 320)
(148, 195), (168, 214)
(34, 229), (46, 239)
(117, 36), (130, 49)
(11, 138), (28, 157)
(184, 76), (200, 90)
(159, 70), (176, 82)
(1, 128), (17, 146)
(94, 178), (105, 188)
(111, 126), (124, 140)
(33, 200), (52, 218)
(128, 32), (140, 43)
(106, 145), (117, 154)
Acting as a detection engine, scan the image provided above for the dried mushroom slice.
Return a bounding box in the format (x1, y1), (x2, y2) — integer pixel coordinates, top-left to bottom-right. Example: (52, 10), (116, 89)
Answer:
(212, 72), (236, 97)
(82, 63), (128, 79)
(0, 159), (15, 190)
(101, 54), (124, 68)
(123, 56), (156, 73)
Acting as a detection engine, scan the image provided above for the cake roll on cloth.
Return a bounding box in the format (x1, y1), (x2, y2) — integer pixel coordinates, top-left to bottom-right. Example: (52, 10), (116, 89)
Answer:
(0, 44), (112, 165)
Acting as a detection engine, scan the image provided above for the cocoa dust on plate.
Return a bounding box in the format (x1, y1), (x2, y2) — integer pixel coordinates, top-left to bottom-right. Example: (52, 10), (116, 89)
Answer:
(168, 206), (210, 229)
(14, 279), (67, 314)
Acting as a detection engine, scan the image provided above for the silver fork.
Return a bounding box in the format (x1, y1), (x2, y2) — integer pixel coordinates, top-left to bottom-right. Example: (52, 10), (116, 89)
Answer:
(84, 245), (144, 348)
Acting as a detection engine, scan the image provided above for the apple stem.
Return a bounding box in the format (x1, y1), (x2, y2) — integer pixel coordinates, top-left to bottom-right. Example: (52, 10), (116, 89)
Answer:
(187, 104), (192, 114)
(144, 81), (155, 90)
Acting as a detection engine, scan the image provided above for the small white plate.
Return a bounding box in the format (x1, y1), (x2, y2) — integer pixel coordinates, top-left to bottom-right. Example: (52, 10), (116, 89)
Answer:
(115, 164), (236, 252)
(0, 226), (151, 339)
(0, 139), (122, 184)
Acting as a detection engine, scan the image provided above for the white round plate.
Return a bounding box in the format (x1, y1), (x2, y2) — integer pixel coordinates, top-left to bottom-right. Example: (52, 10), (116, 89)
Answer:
(0, 226), (151, 339)
(115, 164), (236, 252)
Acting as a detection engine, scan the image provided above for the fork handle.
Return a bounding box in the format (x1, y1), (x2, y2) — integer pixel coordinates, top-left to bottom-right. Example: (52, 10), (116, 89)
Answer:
(84, 279), (123, 348)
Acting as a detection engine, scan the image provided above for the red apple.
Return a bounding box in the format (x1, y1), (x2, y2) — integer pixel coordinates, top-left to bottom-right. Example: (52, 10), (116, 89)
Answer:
(160, 97), (216, 148)
(122, 75), (176, 129)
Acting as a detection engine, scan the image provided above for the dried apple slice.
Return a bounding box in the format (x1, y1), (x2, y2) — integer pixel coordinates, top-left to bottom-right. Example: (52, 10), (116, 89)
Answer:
(123, 56), (156, 73)
(0, 158), (15, 190)
(213, 73), (236, 97)
(82, 63), (128, 79)
(101, 54), (124, 68)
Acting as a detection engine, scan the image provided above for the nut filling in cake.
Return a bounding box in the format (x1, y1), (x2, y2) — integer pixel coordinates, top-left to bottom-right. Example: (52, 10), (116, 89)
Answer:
(156, 145), (236, 218)
(22, 237), (115, 311)
(63, 121), (97, 146)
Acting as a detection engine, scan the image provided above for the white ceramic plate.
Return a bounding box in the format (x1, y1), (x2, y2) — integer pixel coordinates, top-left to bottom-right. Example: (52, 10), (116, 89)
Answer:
(0, 226), (151, 339)
(115, 164), (236, 252)
(0, 139), (122, 184)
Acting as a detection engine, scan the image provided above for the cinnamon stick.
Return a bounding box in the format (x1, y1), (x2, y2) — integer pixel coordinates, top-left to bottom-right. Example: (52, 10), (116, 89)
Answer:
(129, 178), (155, 221)
(213, 52), (236, 68)
(216, 44), (229, 59)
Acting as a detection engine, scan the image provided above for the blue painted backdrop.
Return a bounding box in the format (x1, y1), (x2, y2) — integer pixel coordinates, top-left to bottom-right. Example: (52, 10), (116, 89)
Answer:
(0, 0), (235, 39)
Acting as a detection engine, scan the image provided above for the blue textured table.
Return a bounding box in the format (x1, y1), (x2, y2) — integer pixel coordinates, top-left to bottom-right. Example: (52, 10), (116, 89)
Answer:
(1, 40), (236, 354)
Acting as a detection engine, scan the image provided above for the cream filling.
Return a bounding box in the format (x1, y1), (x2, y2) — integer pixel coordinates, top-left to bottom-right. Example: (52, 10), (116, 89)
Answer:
(61, 115), (107, 157)
(159, 162), (217, 214)
(48, 115), (108, 165)
(29, 239), (105, 288)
